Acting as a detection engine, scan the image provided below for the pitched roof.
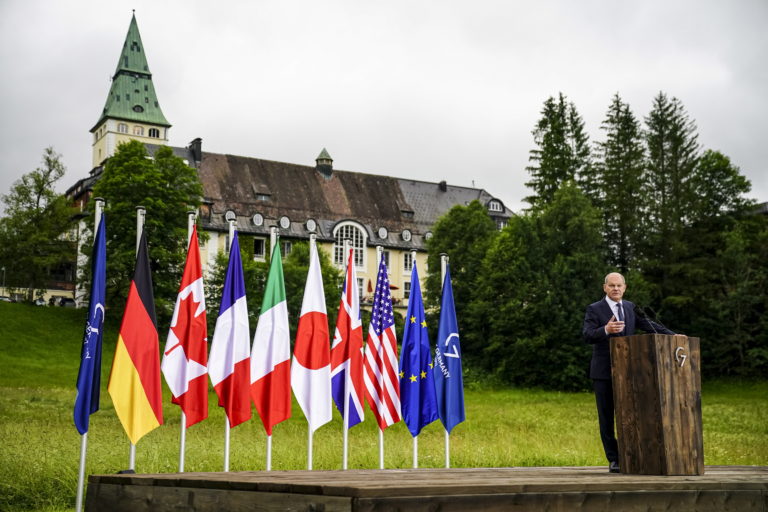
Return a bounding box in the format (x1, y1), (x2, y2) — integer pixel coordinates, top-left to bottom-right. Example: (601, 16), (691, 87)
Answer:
(186, 147), (512, 250)
(91, 14), (170, 131)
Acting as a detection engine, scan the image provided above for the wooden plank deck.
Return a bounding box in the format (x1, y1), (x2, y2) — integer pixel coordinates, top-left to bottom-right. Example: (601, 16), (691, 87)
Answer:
(86, 465), (768, 511)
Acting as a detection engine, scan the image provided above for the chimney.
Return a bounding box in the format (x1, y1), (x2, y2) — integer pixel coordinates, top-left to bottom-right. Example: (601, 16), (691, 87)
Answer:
(189, 138), (203, 164)
(316, 148), (333, 178)
(438, 180), (447, 192)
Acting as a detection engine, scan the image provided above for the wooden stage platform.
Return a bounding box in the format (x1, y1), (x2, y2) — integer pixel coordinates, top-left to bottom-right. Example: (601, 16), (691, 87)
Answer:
(86, 465), (767, 511)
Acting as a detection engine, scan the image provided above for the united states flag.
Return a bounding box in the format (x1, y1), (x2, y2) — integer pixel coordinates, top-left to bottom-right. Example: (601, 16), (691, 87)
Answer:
(363, 257), (401, 430)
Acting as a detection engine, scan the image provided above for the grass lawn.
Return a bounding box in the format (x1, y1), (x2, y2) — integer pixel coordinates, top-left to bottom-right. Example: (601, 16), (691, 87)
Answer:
(0, 302), (765, 511)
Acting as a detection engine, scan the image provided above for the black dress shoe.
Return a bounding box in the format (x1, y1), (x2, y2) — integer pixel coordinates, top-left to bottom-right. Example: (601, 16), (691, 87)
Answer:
(609, 461), (620, 473)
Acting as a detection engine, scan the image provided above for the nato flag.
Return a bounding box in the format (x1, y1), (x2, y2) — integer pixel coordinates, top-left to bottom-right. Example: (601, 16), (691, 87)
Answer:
(399, 264), (438, 437)
(433, 264), (465, 433)
(74, 215), (107, 434)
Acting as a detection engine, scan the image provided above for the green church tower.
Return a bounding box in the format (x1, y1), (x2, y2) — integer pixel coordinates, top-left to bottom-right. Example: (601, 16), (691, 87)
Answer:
(90, 13), (171, 167)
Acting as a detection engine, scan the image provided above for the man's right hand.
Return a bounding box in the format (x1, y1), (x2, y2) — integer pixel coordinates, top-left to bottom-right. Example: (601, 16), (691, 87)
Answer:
(605, 315), (625, 335)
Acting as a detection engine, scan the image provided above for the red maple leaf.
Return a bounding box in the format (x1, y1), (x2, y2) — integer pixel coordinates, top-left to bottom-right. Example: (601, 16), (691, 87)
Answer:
(166, 291), (207, 365)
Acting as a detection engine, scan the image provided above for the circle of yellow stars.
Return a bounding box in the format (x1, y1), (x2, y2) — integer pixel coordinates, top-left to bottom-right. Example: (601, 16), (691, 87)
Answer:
(399, 315), (433, 383)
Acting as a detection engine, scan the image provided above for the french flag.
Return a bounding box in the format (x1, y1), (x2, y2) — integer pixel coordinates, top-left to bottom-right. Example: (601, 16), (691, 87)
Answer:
(208, 232), (252, 427)
(330, 248), (365, 428)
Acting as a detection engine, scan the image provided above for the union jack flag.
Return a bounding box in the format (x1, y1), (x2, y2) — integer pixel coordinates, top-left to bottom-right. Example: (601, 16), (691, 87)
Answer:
(363, 257), (401, 429)
(330, 248), (365, 428)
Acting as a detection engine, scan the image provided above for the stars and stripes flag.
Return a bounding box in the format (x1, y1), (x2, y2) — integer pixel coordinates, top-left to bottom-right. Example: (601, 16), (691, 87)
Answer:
(250, 239), (292, 435)
(363, 257), (401, 430)
(107, 230), (163, 445)
(330, 248), (365, 428)
(291, 241), (332, 433)
(74, 214), (107, 434)
(208, 232), (252, 427)
(433, 264), (465, 433)
(161, 225), (208, 428)
(398, 263), (438, 437)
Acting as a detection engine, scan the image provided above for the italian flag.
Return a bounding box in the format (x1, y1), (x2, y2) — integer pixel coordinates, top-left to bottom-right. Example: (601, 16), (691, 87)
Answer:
(250, 240), (292, 435)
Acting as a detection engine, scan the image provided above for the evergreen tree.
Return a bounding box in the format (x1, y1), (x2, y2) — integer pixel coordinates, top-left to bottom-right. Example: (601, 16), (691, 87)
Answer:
(476, 181), (606, 389)
(0, 147), (76, 300)
(595, 94), (646, 272)
(425, 200), (499, 370)
(90, 140), (203, 322)
(642, 92), (699, 294)
(525, 93), (593, 208)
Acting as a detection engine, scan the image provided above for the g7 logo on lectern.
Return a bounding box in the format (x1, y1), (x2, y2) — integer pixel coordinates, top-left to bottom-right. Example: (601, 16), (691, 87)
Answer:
(675, 346), (687, 368)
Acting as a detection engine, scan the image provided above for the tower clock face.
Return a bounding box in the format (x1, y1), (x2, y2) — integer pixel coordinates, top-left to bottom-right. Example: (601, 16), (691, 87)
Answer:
(279, 216), (291, 229)
(306, 219), (317, 232)
(378, 227), (388, 239)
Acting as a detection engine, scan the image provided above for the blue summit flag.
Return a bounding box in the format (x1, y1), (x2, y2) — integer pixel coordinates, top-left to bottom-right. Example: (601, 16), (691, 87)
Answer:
(433, 264), (465, 433)
(399, 264), (438, 437)
(74, 215), (107, 434)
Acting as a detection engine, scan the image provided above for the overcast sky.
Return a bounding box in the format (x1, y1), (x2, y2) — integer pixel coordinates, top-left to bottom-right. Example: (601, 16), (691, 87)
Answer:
(1, 0), (766, 212)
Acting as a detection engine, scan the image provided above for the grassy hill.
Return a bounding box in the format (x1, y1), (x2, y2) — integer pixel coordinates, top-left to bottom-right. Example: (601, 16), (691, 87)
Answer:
(0, 301), (766, 511)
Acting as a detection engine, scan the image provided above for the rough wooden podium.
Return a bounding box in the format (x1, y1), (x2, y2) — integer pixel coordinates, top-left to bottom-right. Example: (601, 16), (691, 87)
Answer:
(610, 334), (704, 475)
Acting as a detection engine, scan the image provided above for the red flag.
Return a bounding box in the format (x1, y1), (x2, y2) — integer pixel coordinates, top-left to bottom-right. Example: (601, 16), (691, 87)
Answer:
(162, 226), (208, 427)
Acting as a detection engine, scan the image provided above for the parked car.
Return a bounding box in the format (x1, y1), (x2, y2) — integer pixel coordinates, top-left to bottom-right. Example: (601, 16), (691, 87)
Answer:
(58, 297), (76, 307)
(34, 298), (46, 306)
(0, 296), (13, 303)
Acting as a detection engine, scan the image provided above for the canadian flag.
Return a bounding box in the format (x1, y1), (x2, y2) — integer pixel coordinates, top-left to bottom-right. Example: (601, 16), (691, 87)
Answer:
(161, 225), (208, 427)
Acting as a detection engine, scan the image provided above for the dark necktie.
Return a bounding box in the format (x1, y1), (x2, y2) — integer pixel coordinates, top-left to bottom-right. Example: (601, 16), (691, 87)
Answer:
(617, 302), (624, 323)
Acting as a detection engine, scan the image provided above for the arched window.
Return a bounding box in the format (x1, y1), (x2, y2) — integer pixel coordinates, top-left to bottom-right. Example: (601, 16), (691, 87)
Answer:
(133, 126), (144, 136)
(333, 221), (366, 268)
(118, 123), (128, 133)
(149, 128), (160, 138)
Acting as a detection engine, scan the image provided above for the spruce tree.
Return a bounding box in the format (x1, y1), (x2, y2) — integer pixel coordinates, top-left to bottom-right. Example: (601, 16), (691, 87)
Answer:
(595, 94), (646, 272)
(525, 93), (592, 208)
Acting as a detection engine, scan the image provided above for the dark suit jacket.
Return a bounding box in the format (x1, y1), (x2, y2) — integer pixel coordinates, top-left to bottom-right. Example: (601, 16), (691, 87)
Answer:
(583, 298), (674, 379)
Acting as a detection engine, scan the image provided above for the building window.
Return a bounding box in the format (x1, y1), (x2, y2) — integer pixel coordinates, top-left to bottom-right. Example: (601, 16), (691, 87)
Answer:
(253, 238), (265, 260)
(149, 128), (160, 138)
(333, 222), (366, 268)
(496, 219), (508, 230)
(404, 252), (413, 272)
(357, 278), (364, 300)
(281, 241), (292, 257)
(133, 126), (144, 136)
(488, 200), (503, 212)
(118, 123), (128, 133)
(404, 281), (411, 300)
(380, 250), (390, 269)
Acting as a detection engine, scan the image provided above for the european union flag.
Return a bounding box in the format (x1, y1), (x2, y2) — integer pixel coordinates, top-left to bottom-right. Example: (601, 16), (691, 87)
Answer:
(399, 264), (438, 437)
(433, 264), (465, 433)
(74, 215), (107, 434)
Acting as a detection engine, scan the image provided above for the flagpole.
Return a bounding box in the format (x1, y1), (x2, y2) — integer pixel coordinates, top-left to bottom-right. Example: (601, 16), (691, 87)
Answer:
(413, 436), (418, 469)
(222, 218), (236, 474)
(75, 198), (105, 512)
(176, 211), (196, 474)
(342, 239), (351, 470)
(266, 435), (272, 471)
(440, 252), (450, 469)
(375, 245), (385, 470)
(307, 233), (317, 471)
(127, 206), (146, 472)
(224, 417), (231, 472)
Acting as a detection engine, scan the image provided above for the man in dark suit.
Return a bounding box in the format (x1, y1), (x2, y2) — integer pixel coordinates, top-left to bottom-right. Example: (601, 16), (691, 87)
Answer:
(583, 272), (675, 473)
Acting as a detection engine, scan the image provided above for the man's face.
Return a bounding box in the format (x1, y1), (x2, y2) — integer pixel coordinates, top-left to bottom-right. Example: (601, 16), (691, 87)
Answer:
(603, 274), (626, 302)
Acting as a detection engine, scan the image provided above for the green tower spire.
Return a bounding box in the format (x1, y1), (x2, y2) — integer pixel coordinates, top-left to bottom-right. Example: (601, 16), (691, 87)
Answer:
(91, 13), (170, 131)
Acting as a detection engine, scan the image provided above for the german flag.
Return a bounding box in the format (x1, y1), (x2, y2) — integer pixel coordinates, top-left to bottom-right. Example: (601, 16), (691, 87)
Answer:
(108, 230), (163, 445)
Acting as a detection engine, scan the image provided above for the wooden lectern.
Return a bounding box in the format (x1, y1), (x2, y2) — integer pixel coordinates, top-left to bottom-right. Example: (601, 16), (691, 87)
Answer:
(610, 334), (704, 475)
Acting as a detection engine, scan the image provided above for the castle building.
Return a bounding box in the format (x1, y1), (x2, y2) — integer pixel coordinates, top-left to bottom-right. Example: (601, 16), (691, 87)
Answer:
(67, 14), (512, 308)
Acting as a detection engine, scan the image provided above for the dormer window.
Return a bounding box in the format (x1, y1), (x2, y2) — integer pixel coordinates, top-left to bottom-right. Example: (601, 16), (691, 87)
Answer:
(132, 105), (144, 113)
(488, 200), (503, 212)
(255, 193), (271, 202)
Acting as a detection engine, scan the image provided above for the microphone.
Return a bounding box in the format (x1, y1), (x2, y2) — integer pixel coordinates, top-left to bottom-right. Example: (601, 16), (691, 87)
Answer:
(633, 304), (658, 334)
